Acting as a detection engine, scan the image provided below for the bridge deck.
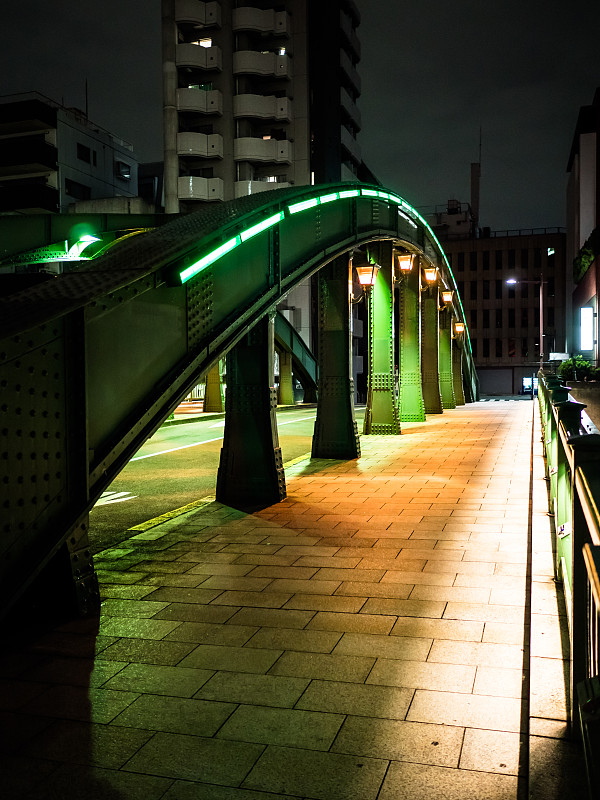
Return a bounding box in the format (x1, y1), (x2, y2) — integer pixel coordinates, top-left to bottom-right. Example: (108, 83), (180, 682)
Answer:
(0, 400), (587, 799)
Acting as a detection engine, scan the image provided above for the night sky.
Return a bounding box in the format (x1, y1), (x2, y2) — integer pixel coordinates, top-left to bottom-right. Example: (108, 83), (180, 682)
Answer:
(1, 0), (599, 231)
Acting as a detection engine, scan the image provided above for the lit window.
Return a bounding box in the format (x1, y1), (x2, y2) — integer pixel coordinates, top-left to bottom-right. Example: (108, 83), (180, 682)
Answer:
(192, 37), (212, 47)
(262, 135), (272, 140)
(115, 161), (131, 180)
(278, 47), (286, 55)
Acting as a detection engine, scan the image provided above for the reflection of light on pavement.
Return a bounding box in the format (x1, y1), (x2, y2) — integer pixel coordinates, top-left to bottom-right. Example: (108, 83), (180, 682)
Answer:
(93, 491), (138, 507)
(209, 421), (226, 428)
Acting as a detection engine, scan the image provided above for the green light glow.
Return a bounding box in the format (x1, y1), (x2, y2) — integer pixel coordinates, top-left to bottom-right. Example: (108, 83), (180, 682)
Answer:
(180, 236), (239, 283)
(361, 189), (379, 197)
(288, 198), (319, 214)
(318, 192), (339, 204)
(240, 211), (284, 242)
(66, 234), (101, 260)
(338, 189), (360, 199)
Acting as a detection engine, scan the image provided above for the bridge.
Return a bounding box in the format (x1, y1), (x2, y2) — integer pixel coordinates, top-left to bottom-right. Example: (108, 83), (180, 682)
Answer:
(1, 185), (600, 796)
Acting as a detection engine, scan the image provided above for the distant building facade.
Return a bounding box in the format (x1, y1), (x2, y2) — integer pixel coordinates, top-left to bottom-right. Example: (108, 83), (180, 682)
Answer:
(428, 200), (566, 395)
(567, 87), (600, 364)
(0, 92), (139, 214)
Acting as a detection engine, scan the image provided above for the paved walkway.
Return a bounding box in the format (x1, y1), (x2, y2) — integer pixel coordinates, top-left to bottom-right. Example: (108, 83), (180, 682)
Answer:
(0, 400), (588, 799)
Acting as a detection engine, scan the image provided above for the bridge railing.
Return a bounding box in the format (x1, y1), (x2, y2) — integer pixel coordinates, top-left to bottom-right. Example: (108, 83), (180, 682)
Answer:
(538, 371), (600, 797)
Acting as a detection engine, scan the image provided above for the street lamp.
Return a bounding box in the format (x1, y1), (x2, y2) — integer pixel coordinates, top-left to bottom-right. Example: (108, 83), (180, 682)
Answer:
(506, 275), (545, 370)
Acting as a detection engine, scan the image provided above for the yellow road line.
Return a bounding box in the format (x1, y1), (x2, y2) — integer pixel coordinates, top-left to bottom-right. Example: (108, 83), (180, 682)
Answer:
(127, 495), (216, 532)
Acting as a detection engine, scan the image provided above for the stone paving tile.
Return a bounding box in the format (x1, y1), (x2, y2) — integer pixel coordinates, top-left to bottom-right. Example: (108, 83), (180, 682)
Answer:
(283, 594), (366, 613)
(409, 584), (491, 603)
(103, 663), (214, 696)
(332, 632), (431, 661)
(210, 590), (292, 608)
(459, 727), (521, 775)
(217, 704), (344, 750)
(153, 604), (239, 623)
(98, 638), (197, 666)
(179, 644), (282, 674)
(242, 744), (388, 800)
(444, 601), (524, 624)
(164, 622), (258, 646)
(111, 693), (235, 736)
(334, 580), (413, 599)
(367, 658), (476, 693)
(391, 617), (484, 642)
(332, 715), (464, 767)
(427, 640), (524, 669)
(293, 555), (361, 568)
(378, 761), (518, 800)
(21, 762), (173, 800)
(406, 688), (522, 732)
(196, 671), (309, 708)
(226, 606), (315, 629)
(185, 563), (257, 576)
(296, 678), (414, 719)
(473, 666), (524, 698)
(21, 657), (126, 688)
(529, 655), (569, 720)
(245, 565), (319, 580)
(245, 627), (342, 653)
(122, 731), (265, 784)
(381, 569), (454, 586)
(98, 617), (183, 640)
(144, 587), (224, 604)
(307, 611), (395, 635)
(21, 717), (154, 768)
(160, 781), (302, 800)
(361, 598), (446, 618)
(21, 684), (139, 724)
(269, 651), (375, 682)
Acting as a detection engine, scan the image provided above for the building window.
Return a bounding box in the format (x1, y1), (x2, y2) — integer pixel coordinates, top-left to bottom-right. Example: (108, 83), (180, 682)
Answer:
(457, 280), (464, 296)
(548, 306), (554, 326)
(495, 279), (502, 299)
(470, 280), (477, 300)
(495, 250), (503, 269)
(508, 284), (515, 300)
(457, 252), (465, 271)
(508, 308), (515, 328)
(521, 308), (528, 328)
(534, 249), (542, 269)
(483, 309), (490, 329)
(483, 338), (490, 358)
(547, 277), (555, 297)
(77, 143), (91, 163)
(522, 338), (528, 357)
(471, 338), (478, 358)
(508, 338), (516, 357)
(522, 283), (528, 299)
(470, 309), (477, 329)
(469, 251), (477, 271)
(483, 280), (490, 300)
(482, 251), (490, 271)
(65, 178), (91, 200)
(495, 308), (502, 328)
(496, 338), (502, 358)
(115, 161), (132, 180)
(521, 248), (529, 269)
(508, 249), (515, 268)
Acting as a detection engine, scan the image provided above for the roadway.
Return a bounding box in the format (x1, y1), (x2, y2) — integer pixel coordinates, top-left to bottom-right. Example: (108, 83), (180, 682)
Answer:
(89, 405), (365, 554)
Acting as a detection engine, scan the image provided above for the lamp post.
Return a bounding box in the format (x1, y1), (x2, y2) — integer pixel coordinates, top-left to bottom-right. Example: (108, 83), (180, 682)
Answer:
(506, 275), (545, 371)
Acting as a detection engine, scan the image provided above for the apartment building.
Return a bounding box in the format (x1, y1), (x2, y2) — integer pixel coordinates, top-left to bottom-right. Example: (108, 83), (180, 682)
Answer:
(0, 92), (139, 214)
(435, 206), (566, 394)
(568, 87), (600, 363)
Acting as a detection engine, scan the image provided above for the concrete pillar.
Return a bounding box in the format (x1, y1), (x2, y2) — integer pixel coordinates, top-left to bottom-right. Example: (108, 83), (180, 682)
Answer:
(203, 362), (223, 412)
(398, 260), (426, 421)
(312, 255), (360, 459)
(363, 243), (400, 435)
(439, 310), (456, 409)
(452, 339), (466, 405)
(278, 349), (295, 405)
(216, 316), (286, 508)
(421, 282), (443, 413)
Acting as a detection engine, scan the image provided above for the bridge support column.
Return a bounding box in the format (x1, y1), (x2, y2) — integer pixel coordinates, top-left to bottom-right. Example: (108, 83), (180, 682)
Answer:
(216, 316), (286, 508)
(421, 281), (443, 413)
(312, 255), (360, 459)
(438, 310), (456, 409)
(203, 362), (223, 412)
(398, 260), (426, 421)
(452, 339), (466, 405)
(277, 349), (295, 405)
(364, 244), (400, 435)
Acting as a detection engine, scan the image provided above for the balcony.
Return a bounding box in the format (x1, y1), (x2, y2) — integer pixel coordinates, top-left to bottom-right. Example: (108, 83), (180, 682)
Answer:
(340, 49), (361, 94)
(178, 175), (224, 201)
(233, 51), (290, 78)
(340, 125), (361, 165)
(177, 132), (223, 158)
(232, 7), (289, 35)
(340, 9), (361, 59)
(0, 180), (59, 213)
(176, 43), (222, 71)
(233, 94), (291, 121)
(177, 88), (223, 115)
(234, 179), (291, 198)
(340, 87), (361, 131)
(234, 137), (292, 164)
(0, 137), (58, 178)
(175, 0), (221, 27)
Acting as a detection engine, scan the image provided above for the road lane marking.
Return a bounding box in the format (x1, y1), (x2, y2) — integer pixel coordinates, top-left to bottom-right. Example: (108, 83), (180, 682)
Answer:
(127, 495), (216, 533)
(94, 491), (138, 506)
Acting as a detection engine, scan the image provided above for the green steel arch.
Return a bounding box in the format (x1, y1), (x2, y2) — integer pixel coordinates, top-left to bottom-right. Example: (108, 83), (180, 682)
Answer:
(0, 182), (476, 617)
